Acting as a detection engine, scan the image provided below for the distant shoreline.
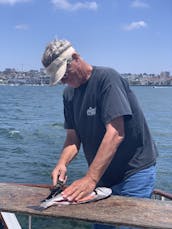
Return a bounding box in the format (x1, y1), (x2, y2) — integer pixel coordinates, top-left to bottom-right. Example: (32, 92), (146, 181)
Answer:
(1, 69), (172, 87)
(0, 83), (172, 87)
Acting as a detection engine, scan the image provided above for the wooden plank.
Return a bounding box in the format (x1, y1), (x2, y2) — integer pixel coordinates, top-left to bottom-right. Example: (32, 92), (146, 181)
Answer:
(0, 183), (172, 228)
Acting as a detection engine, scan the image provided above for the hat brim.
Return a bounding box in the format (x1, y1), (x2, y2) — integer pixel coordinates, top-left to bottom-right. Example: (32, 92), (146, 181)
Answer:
(49, 61), (67, 86)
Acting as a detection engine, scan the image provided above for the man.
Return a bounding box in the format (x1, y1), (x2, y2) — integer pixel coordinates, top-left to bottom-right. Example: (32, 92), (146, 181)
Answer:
(42, 39), (158, 228)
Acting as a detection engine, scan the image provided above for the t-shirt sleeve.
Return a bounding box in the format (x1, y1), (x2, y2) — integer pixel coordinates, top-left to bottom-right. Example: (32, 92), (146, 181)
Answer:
(63, 91), (75, 129)
(99, 72), (132, 124)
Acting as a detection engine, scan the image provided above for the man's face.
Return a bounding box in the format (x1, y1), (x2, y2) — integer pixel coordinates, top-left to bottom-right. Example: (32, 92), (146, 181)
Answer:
(60, 56), (87, 88)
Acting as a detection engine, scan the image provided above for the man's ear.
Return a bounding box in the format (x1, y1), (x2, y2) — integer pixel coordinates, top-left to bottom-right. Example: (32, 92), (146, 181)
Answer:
(72, 53), (79, 60)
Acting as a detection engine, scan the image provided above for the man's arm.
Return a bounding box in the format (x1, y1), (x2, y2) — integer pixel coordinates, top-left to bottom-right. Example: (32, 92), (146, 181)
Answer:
(62, 116), (125, 201)
(51, 129), (81, 186)
(86, 116), (124, 183)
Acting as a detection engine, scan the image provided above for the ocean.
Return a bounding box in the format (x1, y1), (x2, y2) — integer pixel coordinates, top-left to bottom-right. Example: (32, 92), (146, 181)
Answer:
(0, 85), (172, 228)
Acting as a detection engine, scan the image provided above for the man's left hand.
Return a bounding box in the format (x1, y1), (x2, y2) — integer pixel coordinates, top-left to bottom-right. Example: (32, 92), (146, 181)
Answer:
(61, 175), (96, 202)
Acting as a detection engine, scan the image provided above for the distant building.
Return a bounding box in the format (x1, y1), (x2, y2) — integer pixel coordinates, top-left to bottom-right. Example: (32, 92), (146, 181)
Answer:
(160, 71), (170, 78)
(3, 68), (16, 74)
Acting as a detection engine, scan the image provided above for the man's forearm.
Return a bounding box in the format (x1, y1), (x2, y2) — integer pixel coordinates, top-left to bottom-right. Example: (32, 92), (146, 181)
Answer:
(58, 144), (79, 166)
(52, 129), (80, 185)
(57, 129), (80, 166)
(86, 117), (124, 183)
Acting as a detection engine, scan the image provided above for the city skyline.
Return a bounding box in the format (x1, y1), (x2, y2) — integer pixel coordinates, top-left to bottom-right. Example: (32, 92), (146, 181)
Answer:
(0, 0), (172, 74)
(1, 65), (172, 87)
(0, 66), (171, 76)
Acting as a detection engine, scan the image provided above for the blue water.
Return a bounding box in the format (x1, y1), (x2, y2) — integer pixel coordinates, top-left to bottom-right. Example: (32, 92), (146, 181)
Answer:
(0, 85), (172, 228)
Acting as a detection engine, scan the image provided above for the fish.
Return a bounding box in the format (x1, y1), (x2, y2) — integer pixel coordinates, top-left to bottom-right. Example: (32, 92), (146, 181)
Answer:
(40, 186), (112, 209)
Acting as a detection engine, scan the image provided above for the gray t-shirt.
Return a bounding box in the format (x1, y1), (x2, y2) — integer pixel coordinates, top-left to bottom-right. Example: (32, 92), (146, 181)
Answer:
(63, 66), (158, 187)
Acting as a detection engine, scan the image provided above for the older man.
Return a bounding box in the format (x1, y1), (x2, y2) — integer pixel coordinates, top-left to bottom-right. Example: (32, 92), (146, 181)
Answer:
(42, 39), (158, 229)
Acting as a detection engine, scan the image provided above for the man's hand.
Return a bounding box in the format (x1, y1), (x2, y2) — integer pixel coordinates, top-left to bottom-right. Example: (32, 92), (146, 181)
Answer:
(62, 175), (96, 202)
(51, 164), (67, 186)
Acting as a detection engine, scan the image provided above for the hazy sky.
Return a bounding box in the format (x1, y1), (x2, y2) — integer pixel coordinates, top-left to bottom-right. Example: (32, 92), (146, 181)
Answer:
(0, 0), (171, 74)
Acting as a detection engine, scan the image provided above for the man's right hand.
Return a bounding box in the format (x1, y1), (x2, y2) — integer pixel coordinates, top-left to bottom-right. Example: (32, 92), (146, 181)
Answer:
(51, 164), (67, 186)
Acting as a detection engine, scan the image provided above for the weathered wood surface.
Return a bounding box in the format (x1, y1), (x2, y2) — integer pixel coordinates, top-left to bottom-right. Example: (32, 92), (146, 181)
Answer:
(0, 183), (172, 228)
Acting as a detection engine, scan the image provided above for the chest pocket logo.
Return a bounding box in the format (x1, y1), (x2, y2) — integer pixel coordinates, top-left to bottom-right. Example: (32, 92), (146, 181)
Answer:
(87, 107), (96, 116)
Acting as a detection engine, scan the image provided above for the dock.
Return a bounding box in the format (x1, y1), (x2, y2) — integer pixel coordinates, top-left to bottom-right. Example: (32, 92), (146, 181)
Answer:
(0, 183), (172, 228)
